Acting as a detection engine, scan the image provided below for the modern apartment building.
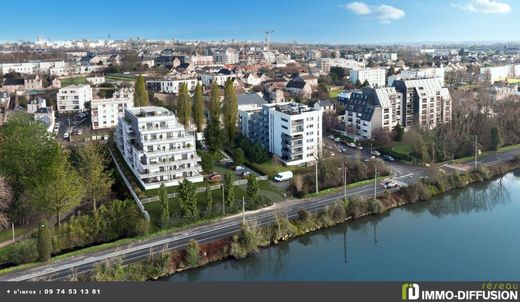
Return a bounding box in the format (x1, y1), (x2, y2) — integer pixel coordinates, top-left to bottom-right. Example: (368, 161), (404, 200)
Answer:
(392, 78), (452, 129)
(91, 87), (134, 130)
(349, 68), (386, 87)
(388, 67), (445, 86)
(56, 84), (92, 112)
(146, 78), (199, 94)
(344, 87), (403, 140)
(238, 102), (323, 166)
(115, 106), (203, 190)
(213, 49), (239, 64)
(317, 58), (365, 73)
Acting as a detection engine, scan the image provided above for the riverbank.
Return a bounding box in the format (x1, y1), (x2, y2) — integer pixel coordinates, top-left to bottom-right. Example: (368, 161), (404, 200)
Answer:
(80, 159), (520, 281)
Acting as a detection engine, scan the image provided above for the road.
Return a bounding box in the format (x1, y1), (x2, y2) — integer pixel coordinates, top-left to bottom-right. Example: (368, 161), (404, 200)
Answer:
(1, 146), (519, 281)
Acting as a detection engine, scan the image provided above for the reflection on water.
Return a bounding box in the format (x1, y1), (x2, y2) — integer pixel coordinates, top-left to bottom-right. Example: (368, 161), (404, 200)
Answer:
(168, 172), (520, 281)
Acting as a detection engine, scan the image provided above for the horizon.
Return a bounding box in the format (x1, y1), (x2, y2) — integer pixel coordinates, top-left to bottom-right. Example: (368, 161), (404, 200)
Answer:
(0, 0), (518, 45)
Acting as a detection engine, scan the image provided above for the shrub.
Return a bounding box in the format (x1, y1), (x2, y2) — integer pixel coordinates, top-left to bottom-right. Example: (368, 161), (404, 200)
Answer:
(185, 239), (201, 267)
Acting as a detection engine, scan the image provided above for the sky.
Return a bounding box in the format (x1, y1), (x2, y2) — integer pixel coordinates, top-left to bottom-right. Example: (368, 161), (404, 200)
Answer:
(0, 0), (518, 44)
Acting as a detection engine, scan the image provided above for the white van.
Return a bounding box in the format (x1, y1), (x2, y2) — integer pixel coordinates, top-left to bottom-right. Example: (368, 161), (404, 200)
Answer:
(274, 171), (293, 182)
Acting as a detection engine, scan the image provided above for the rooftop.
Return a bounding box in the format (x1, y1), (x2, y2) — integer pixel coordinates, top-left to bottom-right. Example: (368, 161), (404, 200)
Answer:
(127, 106), (173, 118)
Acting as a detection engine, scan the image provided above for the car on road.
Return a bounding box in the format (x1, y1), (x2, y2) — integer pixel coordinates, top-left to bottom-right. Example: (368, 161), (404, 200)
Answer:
(371, 150), (381, 157)
(334, 137), (341, 142)
(362, 158), (370, 162)
(346, 142), (356, 148)
(383, 181), (400, 189)
(76, 129), (83, 135)
(328, 135), (335, 140)
(339, 147), (347, 153)
(382, 155), (395, 162)
(63, 133), (69, 140)
(207, 174), (222, 182)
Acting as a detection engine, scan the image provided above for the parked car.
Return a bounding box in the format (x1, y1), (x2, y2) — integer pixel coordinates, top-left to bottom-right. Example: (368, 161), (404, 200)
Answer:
(383, 155), (395, 162)
(274, 171), (293, 182)
(242, 171), (251, 178)
(371, 150), (381, 157)
(328, 135), (335, 140)
(63, 133), (69, 140)
(346, 142), (356, 148)
(339, 147), (347, 153)
(207, 174), (222, 182)
(362, 158), (370, 162)
(357, 145), (363, 150)
(76, 129), (83, 135)
(334, 137), (341, 142)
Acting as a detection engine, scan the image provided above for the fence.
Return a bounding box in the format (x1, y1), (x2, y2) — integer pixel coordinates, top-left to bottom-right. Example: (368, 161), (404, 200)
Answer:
(141, 175), (268, 204)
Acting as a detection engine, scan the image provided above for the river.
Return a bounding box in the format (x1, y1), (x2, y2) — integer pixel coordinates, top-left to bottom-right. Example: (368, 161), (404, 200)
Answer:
(167, 171), (520, 281)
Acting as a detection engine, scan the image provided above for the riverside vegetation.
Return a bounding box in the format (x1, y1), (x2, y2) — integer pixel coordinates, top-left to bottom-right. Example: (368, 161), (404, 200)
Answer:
(74, 158), (520, 281)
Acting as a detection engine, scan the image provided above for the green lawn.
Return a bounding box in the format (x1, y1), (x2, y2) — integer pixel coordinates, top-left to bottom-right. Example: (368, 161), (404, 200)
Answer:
(106, 74), (136, 82)
(391, 143), (413, 156)
(0, 226), (31, 244)
(60, 77), (87, 87)
(249, 160), (314, 178)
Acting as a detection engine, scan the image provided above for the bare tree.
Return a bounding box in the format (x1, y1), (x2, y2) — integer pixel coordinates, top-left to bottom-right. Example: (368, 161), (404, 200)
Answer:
(0, 176), (13, 229)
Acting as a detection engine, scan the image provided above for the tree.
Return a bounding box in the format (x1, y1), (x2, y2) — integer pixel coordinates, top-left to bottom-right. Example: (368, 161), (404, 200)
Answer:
(37, 219), (51, 262)
(176, 83), (191, 128)
(205, 185), (213, 216)
(185, 239), (200, 267)
(77, 142), (114, 212)
(361, 80), (370, 88)
(233, 148), (246, 167)
(490, 127), (503, 151)
(200, 153), (214, 174)
(29, 146), (84, 227)
(392, 123), (404, 142)
(134, 75), (149, 107)
(0, 176), (13, 230)
(246, 174), (259, 204)
(159, 184), (170, 228)
(223, 171), (235, 210)
(222, 79), (238, 143)
(192, 83), (205, 132)
(177, 179), (198, 220)
(204, 83), (223, 153)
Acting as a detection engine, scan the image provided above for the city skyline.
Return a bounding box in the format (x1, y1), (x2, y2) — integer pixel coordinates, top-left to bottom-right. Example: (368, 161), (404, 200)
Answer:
(0, 0), (518, 44)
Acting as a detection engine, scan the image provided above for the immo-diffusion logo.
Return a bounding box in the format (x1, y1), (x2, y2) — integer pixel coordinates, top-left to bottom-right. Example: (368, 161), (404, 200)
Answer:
(402, 283), (420, 300)
(401, 283), (519, 301)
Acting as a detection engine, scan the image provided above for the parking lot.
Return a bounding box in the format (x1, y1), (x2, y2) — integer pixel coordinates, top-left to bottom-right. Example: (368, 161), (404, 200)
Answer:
(54, 111), (91, 142)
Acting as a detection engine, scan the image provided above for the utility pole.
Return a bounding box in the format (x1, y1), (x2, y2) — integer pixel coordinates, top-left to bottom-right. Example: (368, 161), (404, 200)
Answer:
(315, 159), (319, 194)
(474, 135), (478, 171)
(11, 223), (15, 242)
(242, 196), (245, 224)
(343, 162), (347, 203)
(373, 166), (378, 202)
(432, 142), (435, 166)
(222, 183), (225, 215)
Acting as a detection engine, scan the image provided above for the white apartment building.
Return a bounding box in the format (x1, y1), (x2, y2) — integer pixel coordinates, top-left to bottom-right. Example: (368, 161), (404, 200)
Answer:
(480, 64), (520, 83)
(238, 102), (323, 166)
(388, 67), (445, 86)
(317, 58), (365, 73)
(349, 68), (386, 87)
(146, 78), (199, 94)
(344, 87), (403, 140)
(200, 73), (236, 87)
(392, 78), (452, 129)
(213, 49), (239, 64)
(115, 106), (203, 189)
(91, 87), (134, 130)
(0, 60), (65, 75)
(56, 85), (92, 113)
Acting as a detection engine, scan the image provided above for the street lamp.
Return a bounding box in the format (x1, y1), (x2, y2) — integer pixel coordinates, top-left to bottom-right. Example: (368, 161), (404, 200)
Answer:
(313, 154), (319, 194)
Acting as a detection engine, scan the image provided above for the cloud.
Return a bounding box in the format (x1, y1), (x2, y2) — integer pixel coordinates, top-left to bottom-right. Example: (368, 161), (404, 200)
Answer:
(452, 0), (511, 14)
(343, 2), (405, 22)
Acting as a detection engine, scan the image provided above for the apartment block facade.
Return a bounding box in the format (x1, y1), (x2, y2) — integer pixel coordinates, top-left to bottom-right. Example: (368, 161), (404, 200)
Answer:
(115, 106), (202, 190)
(91, 87), (134, 130)
(349, 68), (386, 87)
(56, 84), (92, 112)
(344, 87), (403, 140)
(146, 78), (199, 94)
(239, 102), (323, 166)
(392, 78), (452, 129)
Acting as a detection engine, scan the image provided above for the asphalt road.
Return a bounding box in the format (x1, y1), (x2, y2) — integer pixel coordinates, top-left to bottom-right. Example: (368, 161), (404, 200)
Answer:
(1, 146), (519, 281)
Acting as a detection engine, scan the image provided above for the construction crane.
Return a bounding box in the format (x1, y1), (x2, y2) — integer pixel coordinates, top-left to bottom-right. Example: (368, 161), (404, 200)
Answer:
(265, 30), (274, 52)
